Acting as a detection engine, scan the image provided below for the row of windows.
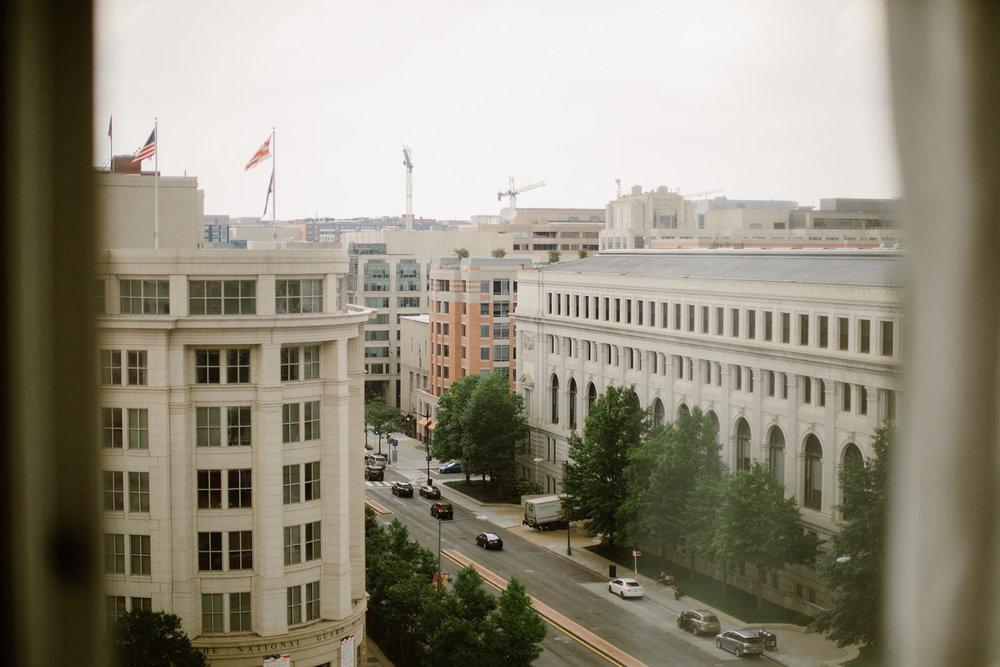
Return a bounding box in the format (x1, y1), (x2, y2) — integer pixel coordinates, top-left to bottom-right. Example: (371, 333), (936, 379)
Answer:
(111, 278), (322, 316)
(101, 408), (148, 449)
(283, 522), (322, 565)
(198, 531), (254, 571)
(430, 300), (513, 318)
(100, 350), (147, 386)
(432, 279), (516, 295)
(104, 533), (150, 575)
(282, 401), (321, 443)
(197, 469), (252, 509)
(102, 471), (149, 512)
(283, 462), (321, 504)
(545, 291), (897, 357)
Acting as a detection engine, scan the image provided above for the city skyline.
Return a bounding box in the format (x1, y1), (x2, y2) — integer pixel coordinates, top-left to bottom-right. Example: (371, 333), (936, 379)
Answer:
(95, 0), (900, 221)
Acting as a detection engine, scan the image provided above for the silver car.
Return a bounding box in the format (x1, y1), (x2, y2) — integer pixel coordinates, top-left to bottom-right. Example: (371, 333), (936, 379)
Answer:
(715, 630), (764, 657)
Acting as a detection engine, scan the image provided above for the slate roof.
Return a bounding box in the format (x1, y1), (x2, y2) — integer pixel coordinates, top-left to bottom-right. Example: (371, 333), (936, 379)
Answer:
(541, 249), (903, 288)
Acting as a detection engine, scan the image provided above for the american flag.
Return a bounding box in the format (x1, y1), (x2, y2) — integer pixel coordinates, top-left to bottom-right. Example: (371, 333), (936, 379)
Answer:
(245, 135), (272, 170)
(131, 127), (156, 164)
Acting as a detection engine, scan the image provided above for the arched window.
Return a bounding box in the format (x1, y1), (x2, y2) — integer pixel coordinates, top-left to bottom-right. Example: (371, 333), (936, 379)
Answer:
(768, 426), (785, 483)
(706, 410), (721, 445)
(550, 375), (559, 424)
(735, 418), (752, 471)
(804, 435), (823, 509)
(841, 443), (863, 507)
(677, 403), (690, 419)
(568, 378), (578, 429)
(651, 398), (665, 429)
(587, 382), (597, 413)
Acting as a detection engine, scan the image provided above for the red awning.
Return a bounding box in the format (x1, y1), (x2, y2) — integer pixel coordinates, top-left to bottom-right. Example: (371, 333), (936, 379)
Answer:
(417, 417), (430, 428)
(427, 420), (437, 431)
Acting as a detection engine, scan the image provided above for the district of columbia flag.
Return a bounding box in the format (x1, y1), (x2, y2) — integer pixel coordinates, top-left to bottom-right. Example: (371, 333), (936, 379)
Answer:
(131, 127), (156, 163)
(245, 136), (272, 170)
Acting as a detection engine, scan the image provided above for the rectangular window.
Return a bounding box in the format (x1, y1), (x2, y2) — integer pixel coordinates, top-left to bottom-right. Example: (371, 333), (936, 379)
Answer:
(700, 306), (709, 333)
(104, 533), (125, 574)
(198, 532), (223, 571)
(303, 345), (320, 378)
(282, 403), (300, 443)
(802, 376), (812, 404)
(230, 592), (251, 632)
(119, 279), (169, 315)
(842, 382), (852, 412)
(304, 462), (320, 501)
(781, 313), (791, 344)
(283, 464), (300, 504)
(189, 279), (256, 315)
(715, 306), (724, 335)
(131, 597), (152, 612)
(128, 471), (149, 512)
(126, 350), (148, 385)
(227, 406), (251, 446)
(734, 366), (742, 391)
(859, 319), (871, 353)
(229, 531), (253, 570)
(480, 347), (490, 361)
(103, 471), (124, 511)
(881, 321), (894, 356)
(101, 408), (123, 448)
(838, 317), (850, 350)
(492, 301), (510, 317)
(106, 596), (126, 626)
(817, 379), (826, 407)
(129, 534), (151, 575)
(275, 278), (323, 314)
(303, 401), (320, 440)
(747, 310), (756, 339)
(197, 470), (222, 509)
(859, 386), (868, 415)
(799, 314), (809, 346)
(280, 346), (300, 381)
(286, 586), (302, 625)
(686, 304), (694, 332)
(202, 593), (224, 633)
(228, 469), (252, 508)
(127, 408), (148, 449)
(764, 311), (773, 341)
(305, 521), (322, 561)
(767, 370), (775, 397)
(731, 308), (740, 337)
(196, 349), (221, 384)
(283, 525), (301, 565)
(493, 345), (510, 362)
(673, 303), (680, 329)
(100, 350), (122, 385)
(305, 581), (320, 621)
(197, 407), (221, 447)
(819, 315), (829, 348)
(227, 348), (250, 383)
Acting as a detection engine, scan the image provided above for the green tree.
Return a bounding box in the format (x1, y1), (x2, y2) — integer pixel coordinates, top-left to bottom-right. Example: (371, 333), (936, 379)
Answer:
(487, 577), (547, 665)
(811, 424), (893, 651)
(547, 249), (561, 264)
(454, 248), (470, 259)
(432, 373), (528, 496)
(619, 407), (722, 574)
(421, 567), (497, 666)
(563, 385), (645, 544)
(491, 248), (507, 258)
(365, 395), (405, 451)
(577, 248), (588, 259)
(110, 609), (207, 667)
(713, 461), (819, 607)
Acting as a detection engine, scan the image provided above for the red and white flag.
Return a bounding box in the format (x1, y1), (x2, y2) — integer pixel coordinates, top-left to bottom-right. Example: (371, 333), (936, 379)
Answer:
(245, 135), (272, 170)
(131, 127), (156, 164)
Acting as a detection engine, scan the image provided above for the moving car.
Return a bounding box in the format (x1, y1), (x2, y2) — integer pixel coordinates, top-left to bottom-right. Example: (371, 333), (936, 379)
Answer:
(391, 481), (413, 497)
(438, 461), (462, 473)
(475, 532), (503, 550)
(418, 484), (440, 499)
(364, 452), (388, 469)
(608, 578), (644, 598)
(677, 610), (721, 636)
(430, 502), (453, 519)
(363, 465), (384, 481)
(715, 630), (764, 657)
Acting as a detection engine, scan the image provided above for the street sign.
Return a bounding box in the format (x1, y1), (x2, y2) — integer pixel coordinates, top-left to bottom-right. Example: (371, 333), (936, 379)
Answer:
(633, 550), (642, 557)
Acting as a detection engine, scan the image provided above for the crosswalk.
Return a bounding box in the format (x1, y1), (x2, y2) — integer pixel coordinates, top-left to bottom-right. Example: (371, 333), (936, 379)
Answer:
(365, 469), (429, 488)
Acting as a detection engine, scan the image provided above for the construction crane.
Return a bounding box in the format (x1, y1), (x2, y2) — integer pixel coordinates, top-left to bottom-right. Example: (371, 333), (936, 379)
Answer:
(497, 177), (545, 210)
(402, 146), (414, 229)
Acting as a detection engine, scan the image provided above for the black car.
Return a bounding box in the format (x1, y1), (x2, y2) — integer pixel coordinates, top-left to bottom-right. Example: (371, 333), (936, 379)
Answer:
(364, 465), (384, 481)
(430, 502), (453, 519)
(391, 481), (413, 497)
(475, 532), (503, 550)
(418, 484), (441, 499)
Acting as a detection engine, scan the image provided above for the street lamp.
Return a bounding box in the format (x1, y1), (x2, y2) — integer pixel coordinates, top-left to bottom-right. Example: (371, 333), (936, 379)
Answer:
(424, 408), (433, 486)
(533, 457), (572, 556)
(435, 511), (488, 591)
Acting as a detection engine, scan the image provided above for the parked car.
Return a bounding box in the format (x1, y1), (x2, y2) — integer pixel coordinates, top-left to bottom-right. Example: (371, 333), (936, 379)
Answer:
(475, 532), (503, 550)
(438, 461), (462, 473)
(715, 630), (764, 657)
(418, 484), (441, 499)
(365, 453), (388, 469)
(430, 502), (453, 519)
(677, 610), (720, 636)
(391, 481), (413, 497)
(608, 578), (644, 598)
(364, 465), (384, 481)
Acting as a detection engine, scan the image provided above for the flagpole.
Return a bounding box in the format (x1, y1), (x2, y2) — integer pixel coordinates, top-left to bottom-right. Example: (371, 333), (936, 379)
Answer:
(109, 115), (114, 174)
(154, 117), (159, 250)
(271, 126), (276, 241)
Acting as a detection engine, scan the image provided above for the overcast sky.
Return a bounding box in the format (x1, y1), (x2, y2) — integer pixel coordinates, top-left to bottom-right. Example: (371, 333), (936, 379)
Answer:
(94, 0), (900, 221)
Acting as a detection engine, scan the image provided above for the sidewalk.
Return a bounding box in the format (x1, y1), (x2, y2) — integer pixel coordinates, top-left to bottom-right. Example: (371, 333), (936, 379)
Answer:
(442, 482), (858, 667)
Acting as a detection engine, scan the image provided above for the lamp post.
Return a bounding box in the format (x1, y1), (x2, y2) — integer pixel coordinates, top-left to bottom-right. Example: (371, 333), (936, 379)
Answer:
(425, 408), (433, 486)
(533, 456), (572, 556)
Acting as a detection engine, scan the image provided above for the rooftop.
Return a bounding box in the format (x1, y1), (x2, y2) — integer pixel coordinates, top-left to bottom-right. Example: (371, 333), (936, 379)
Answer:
(541, 249), (904, 288)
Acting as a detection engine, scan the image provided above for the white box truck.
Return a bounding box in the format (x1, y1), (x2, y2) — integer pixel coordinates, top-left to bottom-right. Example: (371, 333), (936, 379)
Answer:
(522, 495), (568, 530)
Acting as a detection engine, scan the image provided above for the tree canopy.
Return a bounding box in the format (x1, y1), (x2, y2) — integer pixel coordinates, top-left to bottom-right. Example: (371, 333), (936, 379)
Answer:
(110, 609), (207, 667)
(811, 424), (893, 650)
(491, 248), (507, 258)
(547, 249), (561, 264)
(365, 395), (405, 449)
(563, 385), (646, 544)
(454, 248), (470, 259)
